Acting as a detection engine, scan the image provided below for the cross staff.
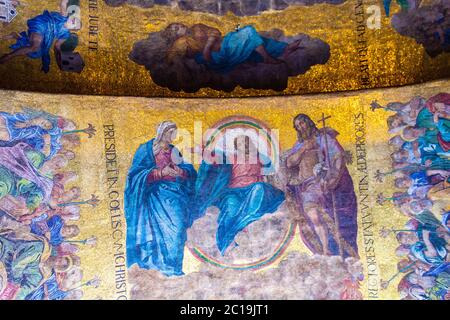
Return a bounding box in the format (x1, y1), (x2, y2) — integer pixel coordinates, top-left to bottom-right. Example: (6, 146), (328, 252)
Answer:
(317, 113), (344, 257)
(66, 275), (101, 293)
(1, 210), (19, 222)
(63, 236), (97, 246)
(376, 192), (410, 205)
(57, 194), (100, 208)
(380, 260), (417, 290)
(62, 124), (96, 138)
(380, 226), (447, 238)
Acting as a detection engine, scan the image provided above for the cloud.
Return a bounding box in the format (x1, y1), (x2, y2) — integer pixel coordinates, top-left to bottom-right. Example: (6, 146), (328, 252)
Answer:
(128, 251), (364, 299)
(104, 0), (346, 16)
(186, 202), (292, 263)
(128, 196), (364, 300)
(391, 1), (450, 58)
(129, 28), (330, 92)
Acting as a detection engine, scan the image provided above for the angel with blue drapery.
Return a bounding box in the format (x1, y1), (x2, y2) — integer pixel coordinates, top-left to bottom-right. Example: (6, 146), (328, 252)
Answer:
(195, 134), (285, 255)
(0, 107), (65, 160)
(0, 0), (81, 72)
(125, 121), (197, 277)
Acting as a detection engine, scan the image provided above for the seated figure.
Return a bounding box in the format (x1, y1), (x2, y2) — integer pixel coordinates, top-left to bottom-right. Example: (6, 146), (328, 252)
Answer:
(196, 135), (285, 255)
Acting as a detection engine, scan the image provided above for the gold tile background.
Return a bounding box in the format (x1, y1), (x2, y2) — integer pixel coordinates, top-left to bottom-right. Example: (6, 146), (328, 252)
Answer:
(0, 0), (448, 97)
(0, 79), (447, 299)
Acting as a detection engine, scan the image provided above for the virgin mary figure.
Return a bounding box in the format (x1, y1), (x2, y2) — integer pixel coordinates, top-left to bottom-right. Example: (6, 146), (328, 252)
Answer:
(124, 121), (197, 276)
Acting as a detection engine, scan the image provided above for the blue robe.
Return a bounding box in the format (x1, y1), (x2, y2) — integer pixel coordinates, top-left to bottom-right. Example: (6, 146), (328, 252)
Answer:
(415, 108), (450, 169)
(0, 234), (45, 299)
(195, 25), (288, 73)
(401, 142), (421, 165)
(412, 211), (448, 265)
(416, 108), (450, 143)
(443, 211), (450, 233)
(31, 215), (64, 247)
(433, 16), (450, 47)
(0, 111), (63, 160)
(10, 11), (70, 73)
(25, 272), (68, 300)
(195, 154), (285, 255)
(125, 139), (197, 276)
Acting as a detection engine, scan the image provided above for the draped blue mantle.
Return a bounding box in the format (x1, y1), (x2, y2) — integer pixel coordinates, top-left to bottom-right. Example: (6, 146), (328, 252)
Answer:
(11, 11), (70, 73)
(195, 154), (285, 255)
(195, 25), (288, 73)
(125, 139), (197, 276)
(0, 111), (63, 160)
(25, 272), (68, 300)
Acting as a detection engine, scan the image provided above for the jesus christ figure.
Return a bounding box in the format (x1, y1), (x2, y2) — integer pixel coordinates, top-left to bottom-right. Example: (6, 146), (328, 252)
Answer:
(286, 114), (359, 258)
(195, 135), (285, 255)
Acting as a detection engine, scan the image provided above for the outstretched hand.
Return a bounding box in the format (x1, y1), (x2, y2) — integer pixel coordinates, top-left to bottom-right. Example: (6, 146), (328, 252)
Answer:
(60, 0), (69, 16)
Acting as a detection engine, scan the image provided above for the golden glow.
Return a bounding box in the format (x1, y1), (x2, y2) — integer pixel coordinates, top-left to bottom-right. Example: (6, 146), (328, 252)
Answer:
(0, 79), (447, 299)
(0, 1), (448, 97)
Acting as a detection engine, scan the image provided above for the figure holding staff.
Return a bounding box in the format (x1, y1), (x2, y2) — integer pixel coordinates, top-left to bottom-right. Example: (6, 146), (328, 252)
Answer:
(286, 113), (359, 258)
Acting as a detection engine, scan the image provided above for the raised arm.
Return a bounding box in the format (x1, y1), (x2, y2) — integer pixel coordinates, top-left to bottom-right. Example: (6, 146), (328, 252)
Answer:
(384, 102), (409, 112)
(202, 38), (215, 62)
(203, 33), (220, 62)
(0, 33), (43, 64)
(370, 100), (407, 112)
(190, 24), (221, 63)
(286, 147), (305, 168)
(54, 39), (65, 68)
(60, 0), (69, 16)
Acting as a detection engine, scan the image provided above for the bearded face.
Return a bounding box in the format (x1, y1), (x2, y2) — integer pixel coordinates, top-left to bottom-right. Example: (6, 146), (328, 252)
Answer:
(294, 118), (315, 142)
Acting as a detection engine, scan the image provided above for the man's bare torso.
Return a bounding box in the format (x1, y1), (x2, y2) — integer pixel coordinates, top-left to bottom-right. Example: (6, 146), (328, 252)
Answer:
(297, 138), (321, 183)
